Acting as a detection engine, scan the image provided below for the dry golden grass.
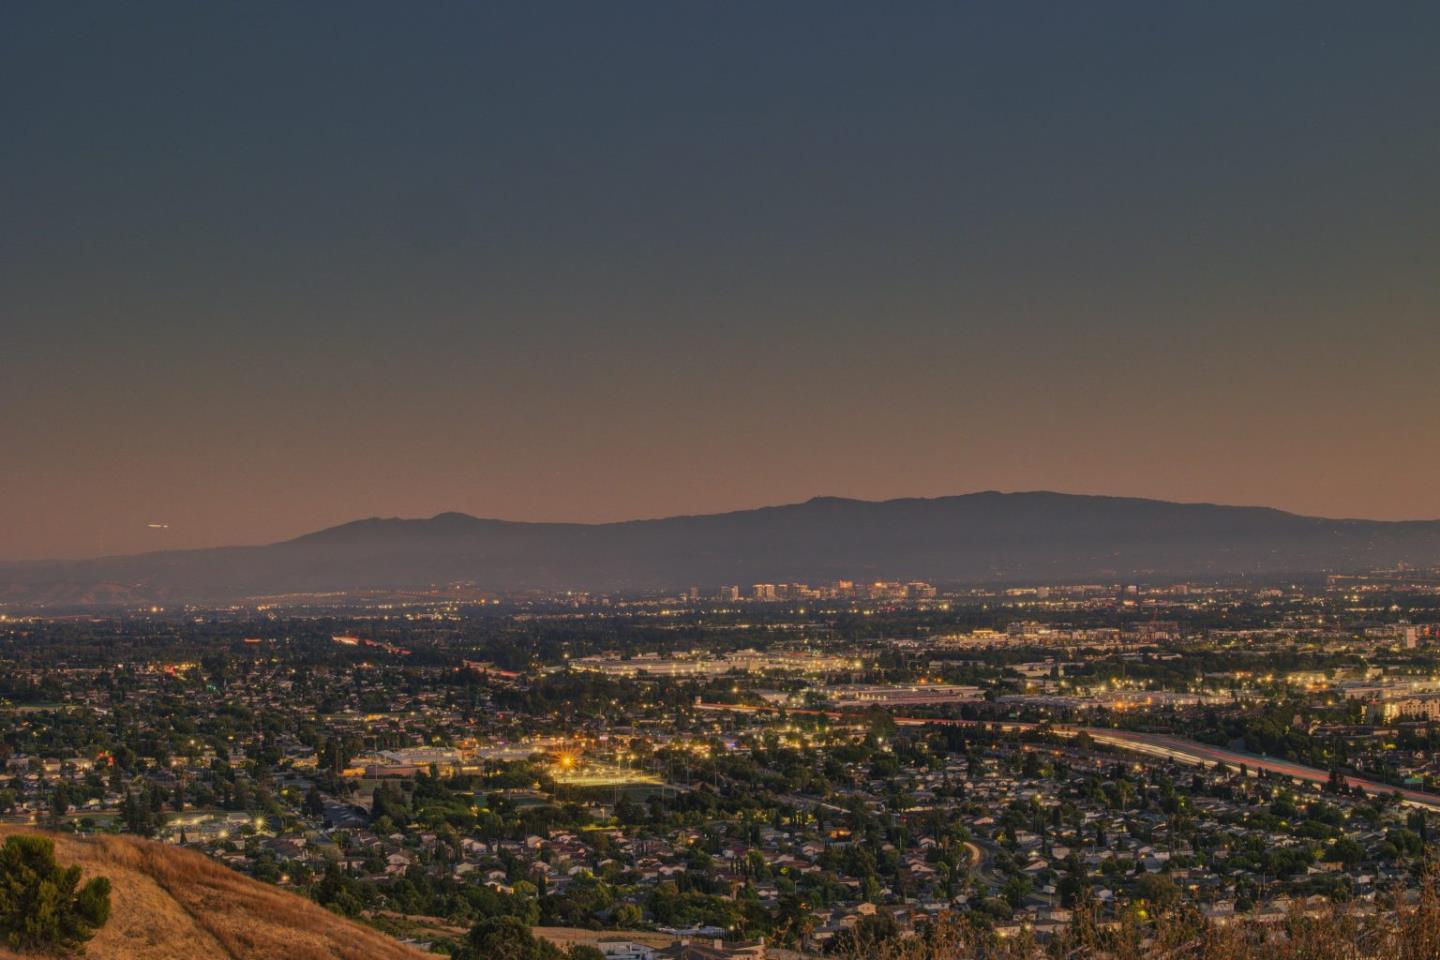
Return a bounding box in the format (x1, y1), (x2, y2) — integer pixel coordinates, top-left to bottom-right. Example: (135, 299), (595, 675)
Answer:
(826, 872), (1440, 960)
(0, 827), (429, 960)
(532, 926), (673, 949)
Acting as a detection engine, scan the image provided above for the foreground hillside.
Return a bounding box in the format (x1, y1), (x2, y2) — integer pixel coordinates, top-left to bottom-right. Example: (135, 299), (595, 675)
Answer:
(0, 828), (426, 960)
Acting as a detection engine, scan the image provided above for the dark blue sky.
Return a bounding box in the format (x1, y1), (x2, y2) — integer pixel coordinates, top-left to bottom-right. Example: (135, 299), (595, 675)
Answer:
(4, 3), (1439, 559)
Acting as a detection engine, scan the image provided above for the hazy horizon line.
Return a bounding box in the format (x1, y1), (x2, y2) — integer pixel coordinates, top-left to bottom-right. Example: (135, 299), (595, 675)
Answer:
(10, 487), (1440, 567)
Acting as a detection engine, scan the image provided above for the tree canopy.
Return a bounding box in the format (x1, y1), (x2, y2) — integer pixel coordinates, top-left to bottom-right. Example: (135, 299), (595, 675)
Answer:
(0, 834), (111, 953)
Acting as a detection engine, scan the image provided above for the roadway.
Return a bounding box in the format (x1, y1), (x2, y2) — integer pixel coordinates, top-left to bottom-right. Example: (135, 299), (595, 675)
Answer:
(694, 701), (1440, 811)
(1076, 727), (1440, 811)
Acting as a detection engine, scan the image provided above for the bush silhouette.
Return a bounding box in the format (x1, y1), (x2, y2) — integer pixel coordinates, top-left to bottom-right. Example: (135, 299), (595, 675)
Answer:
(0, 834), (111, 953)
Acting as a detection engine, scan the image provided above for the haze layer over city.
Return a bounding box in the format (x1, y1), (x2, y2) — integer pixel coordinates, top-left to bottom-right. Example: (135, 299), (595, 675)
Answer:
(4, 4), (1440, 960)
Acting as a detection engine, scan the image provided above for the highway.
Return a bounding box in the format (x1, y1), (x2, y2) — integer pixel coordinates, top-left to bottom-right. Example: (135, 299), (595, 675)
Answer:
(694, 701), (1440, 811)
(1076, 727), (1440, 811)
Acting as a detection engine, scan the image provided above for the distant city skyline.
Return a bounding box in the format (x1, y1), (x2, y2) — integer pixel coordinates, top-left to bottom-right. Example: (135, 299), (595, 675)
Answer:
(5, 2), (1440, 560)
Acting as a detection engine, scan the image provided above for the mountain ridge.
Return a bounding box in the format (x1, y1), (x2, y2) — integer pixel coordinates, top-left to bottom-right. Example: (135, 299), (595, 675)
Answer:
(5, 491), (1440, 605)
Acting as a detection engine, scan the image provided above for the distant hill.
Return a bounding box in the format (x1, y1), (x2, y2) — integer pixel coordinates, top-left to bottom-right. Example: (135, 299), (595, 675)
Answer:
(0, 828), (425, 960)
(5, 492), (1440, 605)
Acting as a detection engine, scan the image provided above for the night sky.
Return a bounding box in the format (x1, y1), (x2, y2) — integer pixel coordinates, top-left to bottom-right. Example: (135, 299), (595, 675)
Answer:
(4, 3), (1439, 561)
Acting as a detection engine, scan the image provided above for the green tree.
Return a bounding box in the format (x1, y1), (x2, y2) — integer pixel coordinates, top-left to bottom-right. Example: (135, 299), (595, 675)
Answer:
(1133, 872), (1179, 910)
(461, 916), (564, 960)
(0, 834), (111, 953)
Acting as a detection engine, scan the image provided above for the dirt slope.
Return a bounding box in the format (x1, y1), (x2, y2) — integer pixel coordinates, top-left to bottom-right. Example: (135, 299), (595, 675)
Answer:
(0, 828), (428, 960)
